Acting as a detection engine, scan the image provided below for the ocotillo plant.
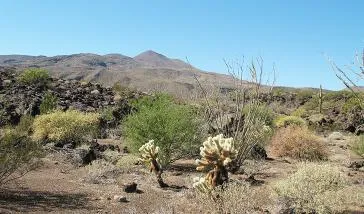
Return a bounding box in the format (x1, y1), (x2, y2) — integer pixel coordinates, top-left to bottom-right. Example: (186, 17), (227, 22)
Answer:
(139, 140), (168, 188)
(194, 134), (237, 192)
(319, 85), (323, 114)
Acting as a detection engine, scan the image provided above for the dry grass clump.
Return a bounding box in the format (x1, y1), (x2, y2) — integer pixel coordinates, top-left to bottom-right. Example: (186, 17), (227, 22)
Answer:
(352, 135), (364, 157)
(83, 159), (121, 184)
(116, 154), (140, 172)
(274, 163), (348, 214)
(195, 181), (275, 213)
(270, 126), (328, 160)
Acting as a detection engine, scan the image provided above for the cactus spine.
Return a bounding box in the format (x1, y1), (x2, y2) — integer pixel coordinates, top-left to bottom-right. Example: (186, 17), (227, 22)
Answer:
(194, 134), (237, 192)
(139, 140), (168, 188)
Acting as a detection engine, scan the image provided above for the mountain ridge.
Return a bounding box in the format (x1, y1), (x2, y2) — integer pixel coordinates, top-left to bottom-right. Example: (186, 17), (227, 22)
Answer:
(0, 51), (237, 94)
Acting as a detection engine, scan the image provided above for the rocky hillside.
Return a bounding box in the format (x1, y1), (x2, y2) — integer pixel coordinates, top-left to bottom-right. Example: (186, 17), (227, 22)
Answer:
(0, 67), (141, 126)
(0, 51), (237, 94)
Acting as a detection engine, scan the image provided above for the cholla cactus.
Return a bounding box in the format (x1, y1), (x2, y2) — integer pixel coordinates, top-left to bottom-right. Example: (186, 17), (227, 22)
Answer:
(194, 134), (237, 191)
(139, 140), (168, 188)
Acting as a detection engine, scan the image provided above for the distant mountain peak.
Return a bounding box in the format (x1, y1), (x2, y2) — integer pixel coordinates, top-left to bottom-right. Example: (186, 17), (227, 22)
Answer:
(134, 50), (167, 60)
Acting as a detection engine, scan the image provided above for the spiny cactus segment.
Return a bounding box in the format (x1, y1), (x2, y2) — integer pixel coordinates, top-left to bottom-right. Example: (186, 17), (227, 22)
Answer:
(139, 140), (168, 188)
(194, 134), (237, 191)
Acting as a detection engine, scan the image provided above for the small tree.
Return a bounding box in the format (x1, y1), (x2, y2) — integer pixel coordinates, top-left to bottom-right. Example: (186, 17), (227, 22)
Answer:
(123, 93), (203, 166)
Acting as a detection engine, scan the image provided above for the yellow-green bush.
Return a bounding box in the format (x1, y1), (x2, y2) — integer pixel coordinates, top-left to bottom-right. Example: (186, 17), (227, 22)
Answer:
(274, 163), (347, 214)
(290, 107), (308, 118)
(32, 110), (99, 144)
(274, 115), (306, 128)
(18, 68), (49, 85)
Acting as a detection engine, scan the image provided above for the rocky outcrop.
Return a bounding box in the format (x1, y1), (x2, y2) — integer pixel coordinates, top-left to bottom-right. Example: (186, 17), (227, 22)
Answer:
(0, 66), (142, 127)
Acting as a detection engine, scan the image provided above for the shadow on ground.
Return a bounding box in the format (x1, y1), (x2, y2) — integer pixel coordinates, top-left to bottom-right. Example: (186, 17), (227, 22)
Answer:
(0, 188), (93, 212)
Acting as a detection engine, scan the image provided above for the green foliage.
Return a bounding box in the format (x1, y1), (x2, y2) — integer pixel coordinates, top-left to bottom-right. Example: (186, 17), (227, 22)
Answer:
(352, 135), (364, 157)
(274, 163), (346, 214)
(290, 107), (308, 118)
(242, 102), (274, 127)
(0, 127), (44, 185)
(15, 114), (34, 134)
(32, 110), (100, 144)
(274, 115), (306, 128)
(100, 106), (115, 122)
(40, 93), (58, 114)
(113, 82), (134, 99)
(342, 97), (363, 113)
(295, 89), (315, 102)
(18, 68), (49, 86)
(123, 93), (203, 166)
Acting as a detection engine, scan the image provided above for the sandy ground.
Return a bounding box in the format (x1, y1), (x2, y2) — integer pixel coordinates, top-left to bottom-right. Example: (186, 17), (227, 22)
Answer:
(1, 134), (363, 214)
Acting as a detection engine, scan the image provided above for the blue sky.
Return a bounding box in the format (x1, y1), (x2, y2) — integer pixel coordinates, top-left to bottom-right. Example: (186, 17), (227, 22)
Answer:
(0, 0), (363, 90)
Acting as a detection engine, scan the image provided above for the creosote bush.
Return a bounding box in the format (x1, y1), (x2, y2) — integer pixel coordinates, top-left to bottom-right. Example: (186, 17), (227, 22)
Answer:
(274, 163), (346, 214)
(32, 110), (99, 145)
(123, 93), (203, 166)
(0, 127), (44, 185)
(18, 68), (49, 86)
(270, 126), (328, 161)
(274, 115), (306, 128)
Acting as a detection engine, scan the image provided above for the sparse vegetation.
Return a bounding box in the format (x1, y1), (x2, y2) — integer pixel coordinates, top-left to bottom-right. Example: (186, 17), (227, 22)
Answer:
(32, 110), (100, 145)
(123, 93), (203, 166)
(274, 163), (346, 214)
(270, 126), (328, 160)
(352, 135), (364, 157)
(83, 159), (120, 184)
(18, 68), (49, 86)
(274, 115), (306, 128)
(195, 181), (275, 213)
(0, 127), (44, 185)
(39, 92), (58, 114)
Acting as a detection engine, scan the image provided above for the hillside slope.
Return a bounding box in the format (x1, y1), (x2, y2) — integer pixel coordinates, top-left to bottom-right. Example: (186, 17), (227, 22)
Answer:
(0, 51), (237, 93)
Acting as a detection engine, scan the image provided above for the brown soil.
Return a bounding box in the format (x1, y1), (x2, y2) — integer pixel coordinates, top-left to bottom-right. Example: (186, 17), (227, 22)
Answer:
(1, 134), (363, 213)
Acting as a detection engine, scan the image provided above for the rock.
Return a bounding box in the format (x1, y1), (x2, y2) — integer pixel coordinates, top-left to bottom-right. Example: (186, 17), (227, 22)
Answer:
(355, 124), (364, 135)
(90, 89), (100, 95)
(328, 132), (345, 140)
(113, 195), (127, 202)
(348, 160), (364, 169)
(123, 182), (138, 193)
(3, 79), (12, 85)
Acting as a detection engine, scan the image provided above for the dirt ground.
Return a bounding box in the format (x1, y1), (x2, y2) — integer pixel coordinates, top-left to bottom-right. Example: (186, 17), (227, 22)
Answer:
(1, 134), (363, 214)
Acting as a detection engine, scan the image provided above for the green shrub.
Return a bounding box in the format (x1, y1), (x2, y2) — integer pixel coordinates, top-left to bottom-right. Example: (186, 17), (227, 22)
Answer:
(342, 97), (363, 113)
(18, 68), (49, 86)
(0, 128), (44, 185)
(274, 115), (306, 128)
(242, 102), (274, 127)
(123, 93), (203, 166)
(274, 163), (346, 214)
(352, 135), (364, 157)
(290, 107), (308, 118)
(15, 114), (34, 134)
(40, 93), (58, 114)
(32, 110), (100, 144)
